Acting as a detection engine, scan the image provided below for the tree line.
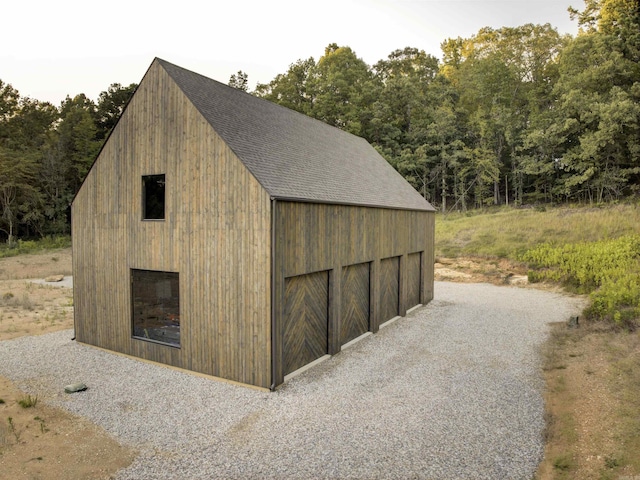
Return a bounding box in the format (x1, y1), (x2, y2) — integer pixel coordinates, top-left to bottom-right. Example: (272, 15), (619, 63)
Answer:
(0, 82), (136, 244)
(1, 0), (638, 243)
(251, 0), (639, 212)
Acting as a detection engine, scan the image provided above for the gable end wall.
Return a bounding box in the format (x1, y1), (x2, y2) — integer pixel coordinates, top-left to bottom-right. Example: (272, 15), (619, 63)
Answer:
(72, 61), (272, 387)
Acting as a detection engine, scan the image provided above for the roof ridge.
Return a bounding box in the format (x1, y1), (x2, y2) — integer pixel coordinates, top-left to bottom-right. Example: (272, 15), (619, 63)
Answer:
(155, 58), (377, 146)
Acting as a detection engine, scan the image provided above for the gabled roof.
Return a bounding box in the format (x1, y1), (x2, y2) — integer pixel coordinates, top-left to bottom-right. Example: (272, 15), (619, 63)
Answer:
(157, 58), (434, 212)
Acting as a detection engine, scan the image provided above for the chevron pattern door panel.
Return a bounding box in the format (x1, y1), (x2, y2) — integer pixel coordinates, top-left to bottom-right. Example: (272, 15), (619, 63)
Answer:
(380, 256), (400, 323)
(341, 262), (370, 346)
(406, 252), (422, 309)
(283, 271), (329, 375)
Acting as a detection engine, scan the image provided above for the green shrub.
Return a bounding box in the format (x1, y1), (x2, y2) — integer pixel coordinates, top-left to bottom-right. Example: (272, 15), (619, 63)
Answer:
(17, 394), (38, 408)
(521, 235), (640, 330)
(521, 235), (640, 291)
(586, 273), (640, 329)
(0, 235), (71, 258)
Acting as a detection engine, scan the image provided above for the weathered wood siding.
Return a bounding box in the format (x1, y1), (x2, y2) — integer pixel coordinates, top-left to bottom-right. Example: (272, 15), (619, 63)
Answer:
(273, 201), (434, 385)
(72, 60), (272, 388)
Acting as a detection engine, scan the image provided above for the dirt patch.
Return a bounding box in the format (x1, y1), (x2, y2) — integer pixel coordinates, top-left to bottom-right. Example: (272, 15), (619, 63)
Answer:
(0, 377), (135, 479)
(0, 279), (74, 341)
(536, 323), (640, 479)
(0, 250), (72, 281)
(0, 249), (136, 478)
(435, 256), (529, 286)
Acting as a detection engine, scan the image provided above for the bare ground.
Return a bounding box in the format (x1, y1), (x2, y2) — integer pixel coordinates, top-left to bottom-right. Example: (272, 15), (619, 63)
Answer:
(0, 249), (135, 479)
(536, 323), (640, 479)
(434, 256), (529, 285)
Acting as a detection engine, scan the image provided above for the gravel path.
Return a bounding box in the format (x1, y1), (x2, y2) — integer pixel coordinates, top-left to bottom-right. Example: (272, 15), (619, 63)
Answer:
(0, 281), (586, 479)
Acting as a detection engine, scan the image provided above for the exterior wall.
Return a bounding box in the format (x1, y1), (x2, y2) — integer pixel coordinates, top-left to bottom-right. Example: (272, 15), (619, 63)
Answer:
(72, 61), (272, 388)
(273, 201), (435, 385)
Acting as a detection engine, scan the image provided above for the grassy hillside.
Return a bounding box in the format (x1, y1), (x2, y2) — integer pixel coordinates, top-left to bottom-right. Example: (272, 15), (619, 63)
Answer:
(436, 204), (640, 259)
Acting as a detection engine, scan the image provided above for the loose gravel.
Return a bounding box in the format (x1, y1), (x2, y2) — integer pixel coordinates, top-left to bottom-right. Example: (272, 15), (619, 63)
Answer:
(0, 281), (586, 479)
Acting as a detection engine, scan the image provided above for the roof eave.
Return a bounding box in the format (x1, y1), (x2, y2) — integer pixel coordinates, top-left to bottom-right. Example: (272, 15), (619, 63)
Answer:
(270, 195), (436, 212)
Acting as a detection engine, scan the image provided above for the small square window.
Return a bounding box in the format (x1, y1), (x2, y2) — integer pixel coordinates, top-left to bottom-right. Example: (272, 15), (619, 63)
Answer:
(131, 269), (180, 347)
(142, 174), (165, 220)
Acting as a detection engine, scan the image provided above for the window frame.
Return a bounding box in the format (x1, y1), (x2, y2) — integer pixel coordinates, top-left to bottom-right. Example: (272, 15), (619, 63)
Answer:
(130, 268), (181, 348)
(141, 174), (166, 221)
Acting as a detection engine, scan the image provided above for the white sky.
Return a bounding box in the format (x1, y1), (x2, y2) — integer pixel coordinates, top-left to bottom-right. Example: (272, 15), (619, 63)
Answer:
(2, 0), (580, 106)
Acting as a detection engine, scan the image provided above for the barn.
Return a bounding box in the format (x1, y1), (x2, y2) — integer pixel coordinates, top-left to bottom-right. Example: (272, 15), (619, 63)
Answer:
(71, 58), (435, 389)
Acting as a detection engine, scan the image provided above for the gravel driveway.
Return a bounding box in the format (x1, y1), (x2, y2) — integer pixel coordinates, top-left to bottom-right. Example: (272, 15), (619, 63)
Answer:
(0, 281), (586, 479)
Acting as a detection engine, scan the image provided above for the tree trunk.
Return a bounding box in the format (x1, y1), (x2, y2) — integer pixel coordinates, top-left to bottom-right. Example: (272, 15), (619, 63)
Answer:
(441, 174), (447, 213)
(505, 175), (509, 206)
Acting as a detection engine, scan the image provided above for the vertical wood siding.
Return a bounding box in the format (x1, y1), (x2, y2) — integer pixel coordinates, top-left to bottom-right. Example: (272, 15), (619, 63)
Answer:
(72, 61), (272, 387)
(273, 202), (434, 384)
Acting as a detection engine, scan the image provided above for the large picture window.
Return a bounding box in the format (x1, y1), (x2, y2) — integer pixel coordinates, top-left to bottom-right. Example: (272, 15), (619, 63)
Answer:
(131, 269), (180, 347)
(142, 174), (165, 220)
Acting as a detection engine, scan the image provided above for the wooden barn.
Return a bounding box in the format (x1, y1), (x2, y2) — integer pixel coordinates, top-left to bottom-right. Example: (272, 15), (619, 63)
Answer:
(72, 58), (435, 389)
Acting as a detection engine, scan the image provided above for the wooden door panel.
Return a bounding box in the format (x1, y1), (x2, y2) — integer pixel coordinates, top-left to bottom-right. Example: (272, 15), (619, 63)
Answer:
(380, 256), (400, 323)
(341, 262), (370, 346)
(406, 252), (422, 309)
(284, 271), (329, 375)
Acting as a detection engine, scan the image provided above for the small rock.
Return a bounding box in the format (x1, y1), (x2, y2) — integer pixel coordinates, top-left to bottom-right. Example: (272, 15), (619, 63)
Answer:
(507, 275), (528, 286)
(45, 274), (65, 282)
(64, 383), (88, 394)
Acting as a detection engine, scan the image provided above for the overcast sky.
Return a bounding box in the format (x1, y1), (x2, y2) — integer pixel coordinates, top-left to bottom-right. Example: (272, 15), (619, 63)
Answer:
(2, 0), (580, 106)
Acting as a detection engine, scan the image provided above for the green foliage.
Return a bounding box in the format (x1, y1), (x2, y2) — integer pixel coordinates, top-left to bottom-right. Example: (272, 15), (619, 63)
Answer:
(0, 80), (19, 121)
(521, 235), (640, 329)
(94, 83), (137, 140)
(0, 146), (43, 245)
(0, 77), (135, 243)
(521, 235), (640, 289)
(0, 235), (71, 258)
(34, 416), (48, 434)
(254, 57), (315, 115)
(17, 395), (38, 409)
(228, 71), (248, 92)
(437, 203), (640, 258)
(7, 417), (19, 442)
(587, 272), (640, 329)
(307, 44), (376, 135)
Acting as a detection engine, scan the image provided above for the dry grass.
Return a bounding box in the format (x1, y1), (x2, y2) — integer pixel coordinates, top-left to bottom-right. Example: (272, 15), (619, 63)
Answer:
(436, 203), (640, 258)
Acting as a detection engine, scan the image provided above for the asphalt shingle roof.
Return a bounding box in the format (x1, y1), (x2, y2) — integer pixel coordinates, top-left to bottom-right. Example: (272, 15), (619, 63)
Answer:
(157, 58), (434, 212)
